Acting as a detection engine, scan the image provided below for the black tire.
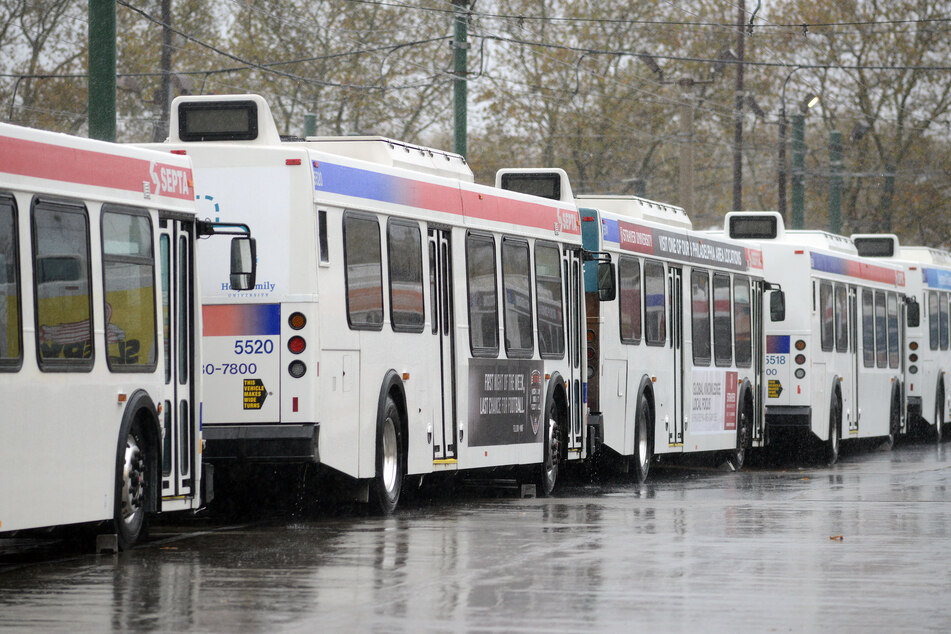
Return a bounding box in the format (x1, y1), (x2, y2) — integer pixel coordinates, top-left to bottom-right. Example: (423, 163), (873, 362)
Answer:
(632, 390), (652, 484)
(536, 400), (562, 497)
(727, 393), (752, 471)
(935, 384), (944, 444)
(372, 395), (404, 515)
(114, 418), (149, 550)
(826, 391), (841, 466)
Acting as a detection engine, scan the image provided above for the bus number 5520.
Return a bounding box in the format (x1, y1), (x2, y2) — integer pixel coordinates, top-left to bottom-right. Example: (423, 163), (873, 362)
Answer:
(234, 339), (274, 355)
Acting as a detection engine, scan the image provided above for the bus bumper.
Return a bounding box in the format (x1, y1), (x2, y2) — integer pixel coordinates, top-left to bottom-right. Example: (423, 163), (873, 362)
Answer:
(203, 424), (320, 463)
(765, 406), (812, 429)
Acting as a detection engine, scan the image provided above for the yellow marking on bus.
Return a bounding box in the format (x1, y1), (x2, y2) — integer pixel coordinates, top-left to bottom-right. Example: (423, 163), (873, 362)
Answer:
(161, 495), (188, 501)
(669, 443), (684, 447)
(433, 459), (458, 465)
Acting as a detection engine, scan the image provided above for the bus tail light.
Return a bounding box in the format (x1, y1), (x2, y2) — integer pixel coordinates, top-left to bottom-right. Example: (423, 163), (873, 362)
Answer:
(795, 354), (806, 365)
(910, 341), (919, 351)
(909, 365), (918, 374)
(288, 336), (306, 354)
(795, 368), (806, 379)
(910, 353), (918, 362)
(795, 339), (806, 351)
(289, 312), (306, 329)
(289, 360), (307, 378)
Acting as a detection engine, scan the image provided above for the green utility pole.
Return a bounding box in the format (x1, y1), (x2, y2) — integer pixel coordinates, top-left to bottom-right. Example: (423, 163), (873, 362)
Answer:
(88, 0), (116, 141)
(791, 114), (805, 229)
(304, 114), (317, 138)
(452, 1), (469, 159)
(828, 131), (842, 234)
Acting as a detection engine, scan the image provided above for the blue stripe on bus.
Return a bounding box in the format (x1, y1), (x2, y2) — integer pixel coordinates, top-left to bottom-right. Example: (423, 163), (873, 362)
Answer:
(923, 267), (951, 291)
(601, 218), (620, 244)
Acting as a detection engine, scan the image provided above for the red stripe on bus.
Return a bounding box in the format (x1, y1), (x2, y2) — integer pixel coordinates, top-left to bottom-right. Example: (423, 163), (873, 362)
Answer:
(460, 189), (580, 235)
(0, 135), (194, 201)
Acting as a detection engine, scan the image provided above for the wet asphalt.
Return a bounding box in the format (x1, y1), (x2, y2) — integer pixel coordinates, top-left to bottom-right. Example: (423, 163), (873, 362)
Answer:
(1, 440), (950, 632)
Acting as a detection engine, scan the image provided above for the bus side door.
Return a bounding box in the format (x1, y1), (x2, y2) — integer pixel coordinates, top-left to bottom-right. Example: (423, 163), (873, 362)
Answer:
(670, 266), (684, 446)
(428, 228), (457, 461)
(159, 216), (197, 500)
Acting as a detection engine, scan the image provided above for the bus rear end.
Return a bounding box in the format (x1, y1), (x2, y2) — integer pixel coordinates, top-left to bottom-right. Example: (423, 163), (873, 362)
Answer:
(144, 95), (323, 465)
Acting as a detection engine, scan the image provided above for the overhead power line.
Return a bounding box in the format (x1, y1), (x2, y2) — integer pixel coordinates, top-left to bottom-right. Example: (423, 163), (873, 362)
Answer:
(116, 0), (450, 91)
(343, 0), (951, 31)
(476, 33), (951, 72)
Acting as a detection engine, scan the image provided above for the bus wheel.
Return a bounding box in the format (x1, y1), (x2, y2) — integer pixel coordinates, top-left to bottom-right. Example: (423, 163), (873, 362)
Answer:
(934, 385), (944, 444)
(633, 391), (652, 484)
(373, 396), (404, 515)
(536, 403), (562, 497)
(728, 394), (752, 471)
(826, 392), (841, 466)
(114, 419), (149, 550)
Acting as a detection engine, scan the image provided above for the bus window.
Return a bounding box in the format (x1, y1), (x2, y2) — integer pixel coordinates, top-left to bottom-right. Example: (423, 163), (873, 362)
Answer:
(318, 210), (329, 264)
(501, 238), (533, 357)
(33, 199), (93, 370)
(691, 270), (711, 366)
(834, 284), (849, 352)
(161, 235), (171, 383)
(102, 206), (156, 371)
(618, 256), (641, 344)
(819, 282), (834, 352)
(429, 241), (438, 335)
(534, 242), (564, 358)
(466, 233), (498, 356)
(734, 277), (752, 368)
(343, 213), (384, 330)
(941, 293), (949, 351)
(875, 291), (887, 368)
(0, 195), (21, 369)
(887, 292), (899, 369)
(929, 291), (940, 350)
(713, 273), (732, 366)
(386, 220), (424, 333)
(644, 260), (666, 346)
(862, 290), (875, 367)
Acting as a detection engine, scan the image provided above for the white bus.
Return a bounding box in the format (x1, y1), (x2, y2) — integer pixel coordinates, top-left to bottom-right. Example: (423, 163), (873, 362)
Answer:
(147, 94), (588, 512)
(725, 212), (907, 462)
(852, 233), (951, 442)
(574, 195), (766, 481)
(0, 122), (255, 548)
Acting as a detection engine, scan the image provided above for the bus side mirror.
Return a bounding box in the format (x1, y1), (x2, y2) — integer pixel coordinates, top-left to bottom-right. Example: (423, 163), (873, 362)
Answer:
(230, 237), (257, 291)
(597, 261), (616, 302)
(906, 298), (920, 327)
(770, 289), (786, 322)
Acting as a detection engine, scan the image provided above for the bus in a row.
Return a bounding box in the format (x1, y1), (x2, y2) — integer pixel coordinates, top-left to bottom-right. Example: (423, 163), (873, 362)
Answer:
(852, 233), (951, 442)
(573, 193), (766, 481)
(723, 212), (908, 463)
(0, 122), (255, 548)
(144, 94), (779, 511)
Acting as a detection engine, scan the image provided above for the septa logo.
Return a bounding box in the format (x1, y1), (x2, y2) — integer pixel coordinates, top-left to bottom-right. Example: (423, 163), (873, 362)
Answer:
(746, 248), (764, 269)
(150, 161), (193, 199)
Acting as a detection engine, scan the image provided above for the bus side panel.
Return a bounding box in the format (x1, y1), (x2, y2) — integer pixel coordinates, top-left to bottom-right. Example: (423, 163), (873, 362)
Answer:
(600, 358), (627, 452)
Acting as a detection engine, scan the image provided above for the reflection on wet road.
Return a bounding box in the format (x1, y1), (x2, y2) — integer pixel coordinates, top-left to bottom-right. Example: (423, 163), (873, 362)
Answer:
(2, 442), (950, 632)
